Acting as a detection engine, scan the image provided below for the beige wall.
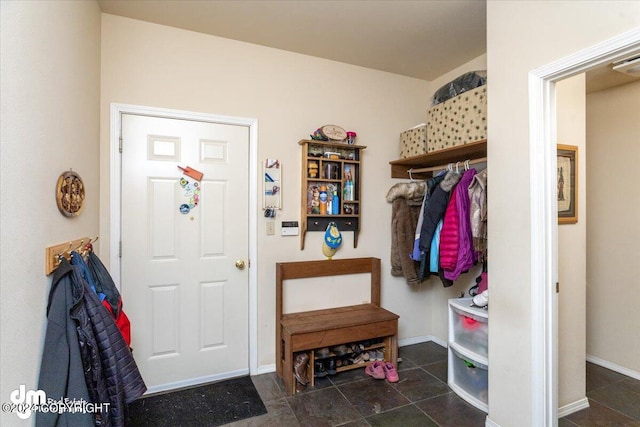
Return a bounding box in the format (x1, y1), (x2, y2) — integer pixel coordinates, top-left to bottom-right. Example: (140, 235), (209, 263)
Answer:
(0, 0), (101, 424)
(556, 75), (587, 409)
(586, 80), (640, 375)
(100, 14), (432, 369)
(487, 0), (640, 424)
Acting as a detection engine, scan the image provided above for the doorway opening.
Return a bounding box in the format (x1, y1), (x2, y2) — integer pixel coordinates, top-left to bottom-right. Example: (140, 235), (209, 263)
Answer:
(529, 27), (640, 426)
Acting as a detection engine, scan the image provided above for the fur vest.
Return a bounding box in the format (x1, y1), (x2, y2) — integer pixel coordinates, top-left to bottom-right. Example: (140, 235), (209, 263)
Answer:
(386, 182), (426, 285)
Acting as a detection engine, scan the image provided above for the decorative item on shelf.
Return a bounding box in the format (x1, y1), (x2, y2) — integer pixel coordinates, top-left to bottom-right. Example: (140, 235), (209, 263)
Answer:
(346, 131), (357, 145)
(56, 169), (85, 217)
(332, 190), (340, 215)
(308, 185), (320, 214)
(307, 161), (319, 178)
(309, 145), (324, 156)
(323, 163), (338, 180)
(323, 151), (341, 160)
(319, 124), (347, 142)
(319, 185), (328, 215)
(321, 222), (342, 260)
(310, 128), (328, 141)
(343, 165), (354, 202)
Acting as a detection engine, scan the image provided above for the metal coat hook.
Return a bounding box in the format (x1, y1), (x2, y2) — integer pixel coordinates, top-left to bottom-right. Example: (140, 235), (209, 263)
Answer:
(57, 242), (73, 258)
(72, 239), (85, 253)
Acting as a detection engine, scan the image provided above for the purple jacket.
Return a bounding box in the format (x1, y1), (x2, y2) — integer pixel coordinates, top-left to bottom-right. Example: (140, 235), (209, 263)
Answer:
(444, 169), (477, 280)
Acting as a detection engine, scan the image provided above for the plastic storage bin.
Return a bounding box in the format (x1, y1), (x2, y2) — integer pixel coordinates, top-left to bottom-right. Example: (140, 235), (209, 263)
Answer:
(448, 297), (488, 413)
(449, 300), (488, 359)
(449, 344), (488, 411)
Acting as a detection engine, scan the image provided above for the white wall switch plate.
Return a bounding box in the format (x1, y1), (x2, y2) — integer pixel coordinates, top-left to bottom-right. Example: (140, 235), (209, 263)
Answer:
(266, 221), (275, 235)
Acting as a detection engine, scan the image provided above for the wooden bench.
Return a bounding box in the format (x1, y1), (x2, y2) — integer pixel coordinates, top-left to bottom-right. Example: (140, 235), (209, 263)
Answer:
(276, 257), (399, 395)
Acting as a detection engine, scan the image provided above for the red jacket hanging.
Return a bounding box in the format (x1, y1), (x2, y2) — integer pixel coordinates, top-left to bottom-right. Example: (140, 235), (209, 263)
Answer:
(86, 249), (132, 346)
(444, 169), (478, 281)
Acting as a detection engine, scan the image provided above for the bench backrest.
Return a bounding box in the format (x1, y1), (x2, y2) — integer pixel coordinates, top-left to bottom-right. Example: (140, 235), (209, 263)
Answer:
(276, 257), (381, 321)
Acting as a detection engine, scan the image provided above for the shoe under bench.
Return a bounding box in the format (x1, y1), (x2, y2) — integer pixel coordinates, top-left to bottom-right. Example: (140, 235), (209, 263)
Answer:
(276, 257), (399, 395)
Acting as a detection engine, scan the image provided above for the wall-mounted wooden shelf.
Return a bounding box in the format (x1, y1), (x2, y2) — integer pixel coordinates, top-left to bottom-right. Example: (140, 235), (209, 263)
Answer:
(389, 139), (487, 180)
(299, 139), (365, 249)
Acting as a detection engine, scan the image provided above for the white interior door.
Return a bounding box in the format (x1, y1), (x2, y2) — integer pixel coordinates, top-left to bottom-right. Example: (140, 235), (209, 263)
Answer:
(120, 113), (249, 393)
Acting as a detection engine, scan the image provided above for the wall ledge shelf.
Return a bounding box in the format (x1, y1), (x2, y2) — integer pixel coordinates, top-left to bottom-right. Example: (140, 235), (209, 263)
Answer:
(389, 139), (487, 179)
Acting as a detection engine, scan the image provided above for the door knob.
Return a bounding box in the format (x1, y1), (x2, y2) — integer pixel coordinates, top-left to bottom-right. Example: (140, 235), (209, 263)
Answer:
(235, 259), (246, 270)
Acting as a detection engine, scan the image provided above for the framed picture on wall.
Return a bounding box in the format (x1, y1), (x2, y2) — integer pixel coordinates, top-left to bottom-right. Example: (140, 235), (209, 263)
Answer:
(557, 144), (578, 224)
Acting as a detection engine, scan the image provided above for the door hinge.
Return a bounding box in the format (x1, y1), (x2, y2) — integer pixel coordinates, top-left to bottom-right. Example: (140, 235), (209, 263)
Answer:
(556, 282), (559, 293)
(119, 136), (123, 153)
(119, 241), (122, 258)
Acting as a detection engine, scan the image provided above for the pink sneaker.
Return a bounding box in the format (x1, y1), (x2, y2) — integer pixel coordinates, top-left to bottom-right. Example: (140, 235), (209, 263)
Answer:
(382, 362), (399, 383)
(365, 361), (385, 380)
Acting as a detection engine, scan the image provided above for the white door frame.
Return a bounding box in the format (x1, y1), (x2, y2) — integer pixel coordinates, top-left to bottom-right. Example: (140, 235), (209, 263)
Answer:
(528, 27), (640, 426)
(109, 103), (259, 376)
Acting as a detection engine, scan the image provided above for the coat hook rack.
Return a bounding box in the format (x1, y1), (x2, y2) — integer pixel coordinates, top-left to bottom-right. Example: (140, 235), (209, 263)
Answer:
(45, 236), (93, 275)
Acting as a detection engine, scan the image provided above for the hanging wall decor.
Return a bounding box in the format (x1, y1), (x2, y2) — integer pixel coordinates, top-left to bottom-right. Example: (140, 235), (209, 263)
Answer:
(56, 170), (85, 217)
(263, 159), (281, 212)
(557, 144), (578, 224)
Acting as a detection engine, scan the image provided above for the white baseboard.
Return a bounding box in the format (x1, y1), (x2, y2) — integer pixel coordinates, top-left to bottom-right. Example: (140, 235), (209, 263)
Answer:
(558, 397), (590, 418)
(255, 363), (276, 375)
(398, 334), (431, 347)
(485, 416), (500, 427)
(398, 334), (447, 348)
(428, 335), (448, 348)
(587, 354), (640, 380)
(483, 398), (590, 426)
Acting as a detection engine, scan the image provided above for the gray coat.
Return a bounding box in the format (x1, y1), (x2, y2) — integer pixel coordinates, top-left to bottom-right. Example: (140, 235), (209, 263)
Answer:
(37, 260), (94, 426)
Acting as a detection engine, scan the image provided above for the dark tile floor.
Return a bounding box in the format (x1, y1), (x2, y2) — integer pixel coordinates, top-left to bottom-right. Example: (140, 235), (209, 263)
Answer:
(224, 342), (640, 426)
(561, 362), (640, 427)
